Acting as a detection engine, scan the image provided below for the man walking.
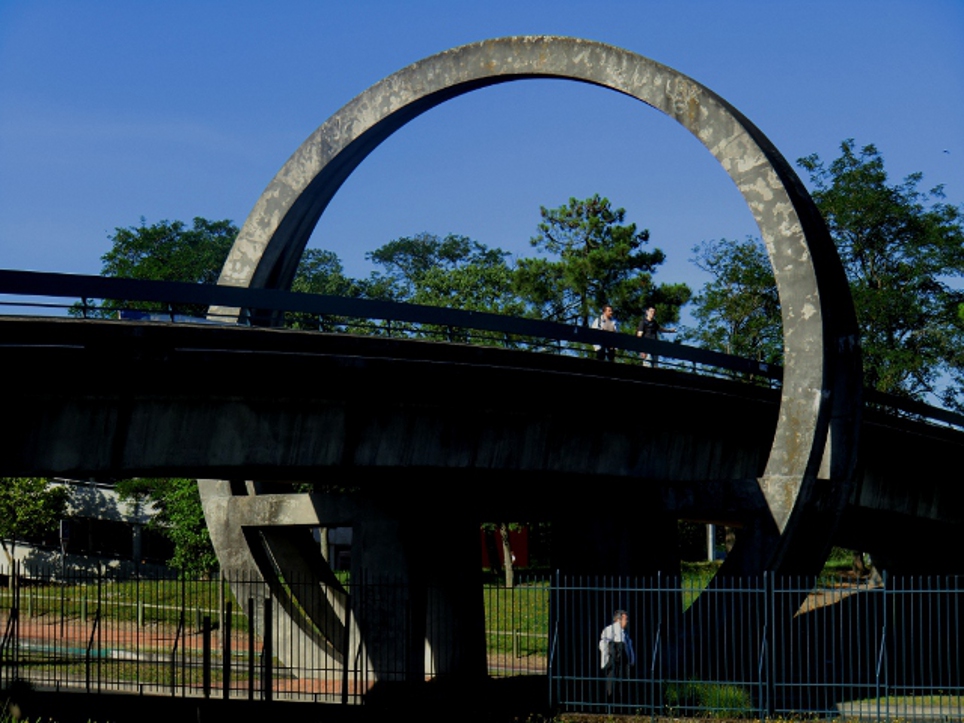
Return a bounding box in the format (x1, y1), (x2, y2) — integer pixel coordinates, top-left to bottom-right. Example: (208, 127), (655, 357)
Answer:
(599, 609), (635, 702)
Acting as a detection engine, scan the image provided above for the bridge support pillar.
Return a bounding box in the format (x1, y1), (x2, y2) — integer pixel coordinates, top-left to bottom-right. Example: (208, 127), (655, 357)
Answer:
(352, 509), (487, 690)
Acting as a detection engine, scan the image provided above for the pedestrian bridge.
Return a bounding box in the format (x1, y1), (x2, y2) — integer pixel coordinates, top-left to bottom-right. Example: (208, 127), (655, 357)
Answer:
(2, 271), (961, 579)
(3, 270), (963, 704)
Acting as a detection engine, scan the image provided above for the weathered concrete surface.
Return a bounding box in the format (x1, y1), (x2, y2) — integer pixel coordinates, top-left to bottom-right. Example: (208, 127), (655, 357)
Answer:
(2, 317), (958, 561)
(198, 480), (486, 683)
(3, 315), (960, 691)
(2, 318), (774, 496)
(211, 35), (861, 576)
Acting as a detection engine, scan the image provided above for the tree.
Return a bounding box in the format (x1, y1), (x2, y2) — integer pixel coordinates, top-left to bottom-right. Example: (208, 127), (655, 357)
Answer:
(363, 232), (524, 342)
(288, 248), (362, 331)
(100, 217), (238, 284)
(116, 478), (218, 578)
(365, 233), (521, 312)
(0, 478), (70, 573)
(689, 141), (964, 407)
(685, 237), (782, 365)
(515, 195), (690, 330)
(481, 521), (522, 588)
(87, 217), (356, 324)
(798, 139), (964, 405)
(71, 217), (238, 318)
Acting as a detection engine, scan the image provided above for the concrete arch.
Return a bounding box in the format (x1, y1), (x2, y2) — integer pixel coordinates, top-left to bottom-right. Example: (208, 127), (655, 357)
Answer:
(213, 35), (861, 571)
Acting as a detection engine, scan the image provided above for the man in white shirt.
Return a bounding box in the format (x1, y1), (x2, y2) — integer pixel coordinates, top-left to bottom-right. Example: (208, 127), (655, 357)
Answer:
(599, 609), (635, 699)
(592, 305), (618, 362)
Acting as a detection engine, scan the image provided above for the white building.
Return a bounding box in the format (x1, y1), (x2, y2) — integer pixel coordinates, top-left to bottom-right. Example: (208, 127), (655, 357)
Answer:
(4, 479), (174, 578)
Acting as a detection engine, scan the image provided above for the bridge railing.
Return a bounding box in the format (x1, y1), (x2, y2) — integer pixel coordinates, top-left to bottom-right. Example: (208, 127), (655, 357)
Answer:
(0, 269), (778, 384)
(4, 269), (964, 431)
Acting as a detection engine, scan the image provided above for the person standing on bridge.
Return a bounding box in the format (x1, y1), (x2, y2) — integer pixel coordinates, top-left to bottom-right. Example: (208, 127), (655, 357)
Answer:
(636, 306), (676, 367)
(592, 304), (618, 362)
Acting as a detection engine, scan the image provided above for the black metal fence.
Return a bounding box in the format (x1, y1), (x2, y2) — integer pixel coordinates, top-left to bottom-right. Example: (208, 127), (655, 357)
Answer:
(0, 565), (548, 704)
(4, 566), (963, 720)
(551, 573), (964, 721)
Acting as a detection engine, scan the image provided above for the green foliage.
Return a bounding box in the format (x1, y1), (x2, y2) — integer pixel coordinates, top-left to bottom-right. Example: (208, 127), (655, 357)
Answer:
(287, 248), (363, 331)
(798, 139), (964, 405)
(664, 680), (753, 718)
(0, 478), (70, 566)
(483, 580), (550, 658)
(688, 140), (964, 406)
(100, 217), (238, 284)
(365, 232), (522, 313)
(515, 194), (690, 330)
(71, 216), (237, 319)
(686, 236), (782, 364)
(86, 217), (359, 328)
(363, 232), (524, 342)
(115, 478), (217, 578)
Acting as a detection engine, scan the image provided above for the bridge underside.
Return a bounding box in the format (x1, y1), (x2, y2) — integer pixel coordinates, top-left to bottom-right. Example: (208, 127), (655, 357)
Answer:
(5, 318), (963, 691)
(5, 317), (962, 572)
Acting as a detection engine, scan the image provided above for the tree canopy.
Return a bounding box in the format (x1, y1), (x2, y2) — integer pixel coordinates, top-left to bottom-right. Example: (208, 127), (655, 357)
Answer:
(685, 237), (782, 365)
(687, 139), (964, 407)
(100, 217), (238, 284)
(116, 478), (218, 578)
(364, 232), (523, 316)
(799, 139), (964, 405)
(0, 478), (70, 570)
(514, 194), (690, 329)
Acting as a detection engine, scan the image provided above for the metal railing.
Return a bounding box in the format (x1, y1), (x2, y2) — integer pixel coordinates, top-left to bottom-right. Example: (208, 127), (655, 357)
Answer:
(3, 564), (963, 720)
(0, 565), (549, 703)
(4, 268), (963, 432)
(0, 268), (779, 383)
(550, 572), (964, 721)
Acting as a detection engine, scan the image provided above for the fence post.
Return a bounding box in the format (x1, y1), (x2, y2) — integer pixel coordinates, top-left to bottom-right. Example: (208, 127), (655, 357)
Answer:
(876, 570), (889, 723)
(650, 571), (662, 723)
(222, 600), (232, 700)
(84, 602), (100, 695)
(548, 569), (558, 710)
(247, 597), (255, 701)
(341, 591), (352, 706)
(59, 573), (65, 639)
(765, 572), (777, 720)
(97, 568), (103, 693)
(758, 572), (769, 721)
(202, 615), (211, 698)
(263, 597), (273, 702)
(171, 612), (183, 697)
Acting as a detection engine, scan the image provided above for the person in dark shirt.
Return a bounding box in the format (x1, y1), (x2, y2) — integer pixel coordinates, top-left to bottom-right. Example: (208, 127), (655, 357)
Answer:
(636, 306), (676, 367)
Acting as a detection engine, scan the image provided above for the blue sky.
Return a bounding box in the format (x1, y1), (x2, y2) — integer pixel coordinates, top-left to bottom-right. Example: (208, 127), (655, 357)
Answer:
(1, 0), (962, 312)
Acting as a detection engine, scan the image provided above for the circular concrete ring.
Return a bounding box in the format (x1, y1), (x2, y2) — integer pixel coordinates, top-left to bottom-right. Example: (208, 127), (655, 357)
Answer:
(214, 36), (861, 571)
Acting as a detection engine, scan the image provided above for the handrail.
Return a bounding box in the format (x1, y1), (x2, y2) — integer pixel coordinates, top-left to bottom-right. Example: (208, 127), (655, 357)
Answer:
(3, 268), (963, 430)
(0, 268), (778, 379)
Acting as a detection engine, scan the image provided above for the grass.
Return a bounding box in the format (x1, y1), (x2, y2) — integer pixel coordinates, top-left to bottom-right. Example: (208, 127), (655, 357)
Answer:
(664, 680), (755, 718)
(3, 577), (252, 632)
(484, 579), (550, 659)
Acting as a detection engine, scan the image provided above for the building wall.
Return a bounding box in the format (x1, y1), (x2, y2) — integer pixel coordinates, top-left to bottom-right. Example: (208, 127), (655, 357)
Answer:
(4, 479), (174, 578)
